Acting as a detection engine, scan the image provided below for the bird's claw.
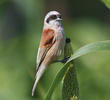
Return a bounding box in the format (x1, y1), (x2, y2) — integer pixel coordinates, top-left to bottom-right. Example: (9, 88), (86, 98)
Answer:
(61, 56), (70, 63)
(54, 56), (70, 64)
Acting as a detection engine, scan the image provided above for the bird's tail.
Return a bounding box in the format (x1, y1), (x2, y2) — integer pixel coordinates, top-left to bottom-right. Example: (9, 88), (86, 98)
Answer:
(32, 64), (46, 96)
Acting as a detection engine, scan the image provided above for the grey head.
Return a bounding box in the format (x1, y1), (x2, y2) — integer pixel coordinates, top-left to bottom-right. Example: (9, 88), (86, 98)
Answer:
(44, 11), (62, 27)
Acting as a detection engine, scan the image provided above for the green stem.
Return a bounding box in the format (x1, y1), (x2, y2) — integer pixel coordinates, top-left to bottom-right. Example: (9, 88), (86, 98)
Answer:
(62, 38), (79, 100)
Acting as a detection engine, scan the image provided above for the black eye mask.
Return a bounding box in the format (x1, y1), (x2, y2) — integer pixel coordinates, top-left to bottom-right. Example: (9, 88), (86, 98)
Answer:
(46, 14), (61, 23)
(46, 15), (57, 23)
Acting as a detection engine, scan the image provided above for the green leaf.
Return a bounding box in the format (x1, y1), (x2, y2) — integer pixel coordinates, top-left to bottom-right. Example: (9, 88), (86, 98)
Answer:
(102, 0), (110, 9)
(45, 40), (110, 100)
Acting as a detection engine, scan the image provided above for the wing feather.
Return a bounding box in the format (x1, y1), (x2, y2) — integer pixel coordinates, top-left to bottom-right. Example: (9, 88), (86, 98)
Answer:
(36, 29), (55, 71)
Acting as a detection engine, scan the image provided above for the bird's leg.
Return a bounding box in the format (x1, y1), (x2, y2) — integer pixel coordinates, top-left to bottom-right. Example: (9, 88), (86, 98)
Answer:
(54, 38), (71, 64)
(54, 56), (70, 64)
(60, 56), (70, 63)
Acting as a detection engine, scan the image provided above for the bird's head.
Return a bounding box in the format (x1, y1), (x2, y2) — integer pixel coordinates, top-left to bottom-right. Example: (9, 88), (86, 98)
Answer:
(44, 11), (62, 27)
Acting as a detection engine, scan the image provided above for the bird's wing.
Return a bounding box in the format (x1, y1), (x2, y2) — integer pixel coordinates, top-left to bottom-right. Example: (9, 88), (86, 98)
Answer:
(36, 29), (55, 71)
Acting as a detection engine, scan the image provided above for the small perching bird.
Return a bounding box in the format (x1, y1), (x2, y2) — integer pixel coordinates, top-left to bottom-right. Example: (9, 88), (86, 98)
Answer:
(32, 11), (66, 96)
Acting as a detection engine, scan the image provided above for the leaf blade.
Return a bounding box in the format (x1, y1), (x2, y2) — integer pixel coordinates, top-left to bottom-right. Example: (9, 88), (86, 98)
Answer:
(102, 0), (110, 9)
(45, 40), (110, 100)
(69, 40), (110, 62)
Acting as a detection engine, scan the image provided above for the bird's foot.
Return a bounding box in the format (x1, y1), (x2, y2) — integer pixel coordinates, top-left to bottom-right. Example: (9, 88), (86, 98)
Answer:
(54, 56), (70, 64)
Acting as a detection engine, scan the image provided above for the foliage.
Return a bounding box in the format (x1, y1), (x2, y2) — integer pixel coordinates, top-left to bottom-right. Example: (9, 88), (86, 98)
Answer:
(102, 0), (110, 9)
(45, 40), (110, 100)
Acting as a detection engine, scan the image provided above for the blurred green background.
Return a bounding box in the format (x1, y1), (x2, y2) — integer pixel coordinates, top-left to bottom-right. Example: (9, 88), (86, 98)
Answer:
(0, 0), (110, 100)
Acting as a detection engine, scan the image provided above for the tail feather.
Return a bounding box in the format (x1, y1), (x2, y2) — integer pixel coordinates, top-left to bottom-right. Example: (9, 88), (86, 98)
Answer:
(32, 76), (39, 96)
(32, 64), (46, 96)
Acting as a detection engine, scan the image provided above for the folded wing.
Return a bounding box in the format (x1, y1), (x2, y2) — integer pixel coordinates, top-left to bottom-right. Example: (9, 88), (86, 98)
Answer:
(36, 29), (55, 71)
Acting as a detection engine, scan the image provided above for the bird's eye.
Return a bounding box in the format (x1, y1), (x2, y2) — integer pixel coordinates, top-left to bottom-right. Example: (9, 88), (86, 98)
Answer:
(59, 15), (61, 19)
(46, 15), (57, 23)
(50, 15), (57, 19)
(57, 14), (61, 19)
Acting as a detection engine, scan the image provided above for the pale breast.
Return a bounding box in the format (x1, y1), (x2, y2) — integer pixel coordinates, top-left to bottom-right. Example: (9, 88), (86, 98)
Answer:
(42, 25), (66, 65)
(45, 27), (65, 62)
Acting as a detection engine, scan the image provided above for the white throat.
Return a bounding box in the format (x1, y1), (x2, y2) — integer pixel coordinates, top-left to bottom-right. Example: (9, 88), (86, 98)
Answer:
(44, 21), (62, 29)
(50, 20), (61, 26)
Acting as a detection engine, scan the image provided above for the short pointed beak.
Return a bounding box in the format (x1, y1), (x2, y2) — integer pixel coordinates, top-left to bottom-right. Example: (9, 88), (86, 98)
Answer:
(56, 18), (62, 21)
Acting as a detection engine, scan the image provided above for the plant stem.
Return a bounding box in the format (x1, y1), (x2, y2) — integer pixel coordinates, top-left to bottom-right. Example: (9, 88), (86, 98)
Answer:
(62, 38), (79, 100)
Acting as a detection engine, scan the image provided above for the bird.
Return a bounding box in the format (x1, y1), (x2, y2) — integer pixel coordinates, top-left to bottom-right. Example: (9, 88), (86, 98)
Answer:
(32, 11), (66, 96)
